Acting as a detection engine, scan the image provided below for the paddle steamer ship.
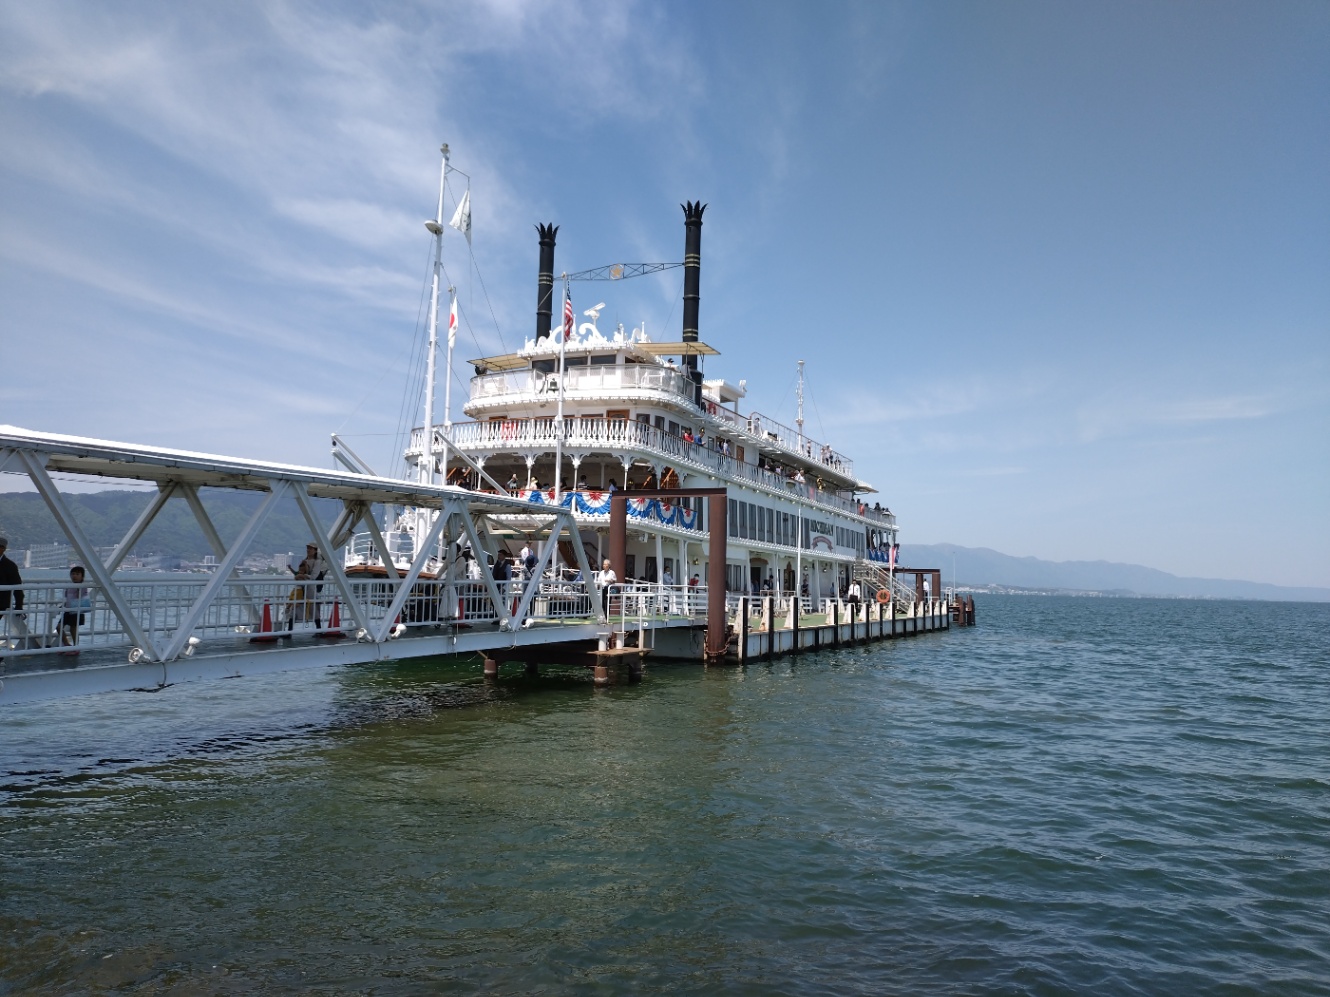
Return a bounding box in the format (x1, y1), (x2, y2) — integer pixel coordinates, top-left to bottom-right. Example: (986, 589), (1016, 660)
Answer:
(344, 148), (900, 605)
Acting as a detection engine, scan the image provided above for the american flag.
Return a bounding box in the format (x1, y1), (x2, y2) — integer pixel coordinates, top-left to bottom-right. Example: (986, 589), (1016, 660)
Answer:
(563, 288), (574, 341)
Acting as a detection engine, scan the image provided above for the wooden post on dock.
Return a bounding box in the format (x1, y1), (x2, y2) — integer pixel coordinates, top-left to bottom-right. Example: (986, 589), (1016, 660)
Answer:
(831, 601), (839, 649)
(792, 595), (801, 654)
(764, 596), (774, 660)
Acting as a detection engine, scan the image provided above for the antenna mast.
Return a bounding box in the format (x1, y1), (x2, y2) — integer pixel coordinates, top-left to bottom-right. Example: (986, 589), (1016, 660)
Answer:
(796, 360), (805, 452)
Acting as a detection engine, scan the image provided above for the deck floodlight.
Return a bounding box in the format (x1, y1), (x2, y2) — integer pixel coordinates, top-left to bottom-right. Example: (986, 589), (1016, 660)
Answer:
(128, 647), (145, 664)
(425, 220), (443, 235)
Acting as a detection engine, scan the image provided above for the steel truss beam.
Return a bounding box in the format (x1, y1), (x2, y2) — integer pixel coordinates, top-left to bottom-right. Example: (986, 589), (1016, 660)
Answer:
(362, 508), (401, 580)
(179, 483), (265, 626)
(372, 502), (453, 642)
(158, 482), (290, 661)
(455, 511), (511, 629)
(564, 262), (682, 282)
(16, 450), (160, 660)
(290, 484), (368, 634)
(507, 510), (588, 632)
(106, 482), (179, 572)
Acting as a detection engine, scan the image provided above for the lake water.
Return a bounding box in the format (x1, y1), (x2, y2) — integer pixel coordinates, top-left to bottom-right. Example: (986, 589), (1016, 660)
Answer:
(2, 596), (1327, 995)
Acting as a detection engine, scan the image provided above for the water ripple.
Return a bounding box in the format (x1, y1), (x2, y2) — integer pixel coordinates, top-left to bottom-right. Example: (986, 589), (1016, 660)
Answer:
(0, 596), (1327, 994)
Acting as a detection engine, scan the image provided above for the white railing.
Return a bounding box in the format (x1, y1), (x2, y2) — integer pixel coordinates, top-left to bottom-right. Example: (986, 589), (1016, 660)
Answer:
(469, 364), (695, 406)
(742, 410), (853, 478)
(430, 417), (895, 528)
(0, 575), (600, 667)
(603, 582), (707, 646)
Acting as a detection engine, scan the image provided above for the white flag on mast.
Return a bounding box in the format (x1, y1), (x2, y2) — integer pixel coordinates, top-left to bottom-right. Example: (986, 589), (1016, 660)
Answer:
(449, 189), (471, 245)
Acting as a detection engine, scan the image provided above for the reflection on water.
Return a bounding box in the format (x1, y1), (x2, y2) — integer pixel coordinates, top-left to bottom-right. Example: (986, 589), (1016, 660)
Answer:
(2, 597), (1328, 995)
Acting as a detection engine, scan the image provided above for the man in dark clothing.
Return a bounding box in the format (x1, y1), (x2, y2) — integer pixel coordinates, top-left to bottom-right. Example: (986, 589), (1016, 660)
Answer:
(0, 537), (27, 651)
(0, 537), (23, 612)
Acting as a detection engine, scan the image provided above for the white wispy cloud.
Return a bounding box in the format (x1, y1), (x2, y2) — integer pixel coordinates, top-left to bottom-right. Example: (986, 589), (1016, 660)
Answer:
(1075, 391), (1276, 442)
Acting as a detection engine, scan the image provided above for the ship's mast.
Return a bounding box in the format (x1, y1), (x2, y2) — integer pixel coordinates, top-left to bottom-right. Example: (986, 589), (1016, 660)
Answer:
(421, 142), (449, 485)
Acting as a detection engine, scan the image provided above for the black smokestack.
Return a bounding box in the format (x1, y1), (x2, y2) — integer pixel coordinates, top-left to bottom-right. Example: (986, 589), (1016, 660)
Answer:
(535, 223), (558, 342)
(681, 201), (706, 406)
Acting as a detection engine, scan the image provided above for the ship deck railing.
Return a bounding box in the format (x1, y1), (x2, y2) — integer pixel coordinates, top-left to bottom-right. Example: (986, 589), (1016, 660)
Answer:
(707, 406), (854, 480)
(436, 417), (894, 527)
(467, 364), (697, 409)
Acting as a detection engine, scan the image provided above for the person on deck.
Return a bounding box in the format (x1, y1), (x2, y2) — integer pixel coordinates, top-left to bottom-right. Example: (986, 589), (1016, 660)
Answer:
(507, 473), (519, 494)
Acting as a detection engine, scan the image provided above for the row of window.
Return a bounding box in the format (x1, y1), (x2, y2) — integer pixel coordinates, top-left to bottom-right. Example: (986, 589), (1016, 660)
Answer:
(835, 525), (866, 555)
(728, 498), (865, 552)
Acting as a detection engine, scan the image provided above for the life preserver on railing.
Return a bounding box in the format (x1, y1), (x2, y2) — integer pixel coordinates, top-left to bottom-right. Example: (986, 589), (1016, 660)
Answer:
(875, 589), (891, 605)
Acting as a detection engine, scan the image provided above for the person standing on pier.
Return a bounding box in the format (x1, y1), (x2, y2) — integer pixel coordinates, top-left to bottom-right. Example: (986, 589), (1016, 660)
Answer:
(0, 538), (25, 646)
(290, 543), (325, 629)
(596, 558), (617, 616)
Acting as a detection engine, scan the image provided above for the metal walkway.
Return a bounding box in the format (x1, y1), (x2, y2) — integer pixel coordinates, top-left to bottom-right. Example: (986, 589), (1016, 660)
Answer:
(0, 426), (702, 705)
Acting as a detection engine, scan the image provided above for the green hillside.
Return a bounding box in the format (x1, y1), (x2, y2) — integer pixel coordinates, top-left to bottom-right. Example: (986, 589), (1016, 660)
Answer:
(0, 489), (343, 560)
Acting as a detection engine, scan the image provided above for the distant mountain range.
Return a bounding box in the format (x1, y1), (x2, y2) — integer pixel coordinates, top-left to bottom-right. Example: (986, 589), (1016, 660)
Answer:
(1, 491), (1323, 601)
(0, 489), (339, 562)
(900, 543), (1330, 603)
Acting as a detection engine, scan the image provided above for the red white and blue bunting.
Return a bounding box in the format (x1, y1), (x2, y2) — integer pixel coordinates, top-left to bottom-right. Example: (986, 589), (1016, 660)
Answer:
(517, 489), (698, 530)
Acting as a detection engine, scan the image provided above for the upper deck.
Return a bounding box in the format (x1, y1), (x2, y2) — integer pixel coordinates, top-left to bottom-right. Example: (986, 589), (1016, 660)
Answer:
(459, 338), (862, 490)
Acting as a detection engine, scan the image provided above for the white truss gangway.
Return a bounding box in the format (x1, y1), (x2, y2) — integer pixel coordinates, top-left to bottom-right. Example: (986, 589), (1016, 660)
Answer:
(0, 426), (702, 705)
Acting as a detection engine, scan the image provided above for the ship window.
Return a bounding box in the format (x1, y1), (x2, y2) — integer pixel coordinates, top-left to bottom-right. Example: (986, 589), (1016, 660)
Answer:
(636, 413), (650, 424)
(645, 556), (657, 583)
(767, 508), (774, 543)
(757, 505), (766, 543)
(589, 354), (616, 366)
(738, 501), (747, 538)
(607, 409), (629, 422)
(654, 416), (665, 430)
(625, 554), (636, 579)
(532, 359), (556, 373)
(748, 503), (757, 541)
(736, 446), (745, 463)
(729, 498), (738, 537)
(668, 421), (680, 437)
(564, 354), (589, 366)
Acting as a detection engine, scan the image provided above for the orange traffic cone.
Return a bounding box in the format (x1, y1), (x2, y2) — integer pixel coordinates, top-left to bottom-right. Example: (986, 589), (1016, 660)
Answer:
(316, 600), (346, 640)
(250, 601), (278, 643)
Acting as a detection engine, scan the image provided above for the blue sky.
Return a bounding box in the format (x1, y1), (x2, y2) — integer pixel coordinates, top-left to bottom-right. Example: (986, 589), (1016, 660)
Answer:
(1, 1), (1326, 587)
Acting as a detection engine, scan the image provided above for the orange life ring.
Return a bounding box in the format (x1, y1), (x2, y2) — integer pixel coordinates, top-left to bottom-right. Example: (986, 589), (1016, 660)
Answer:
(875, 589), (891, 605)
